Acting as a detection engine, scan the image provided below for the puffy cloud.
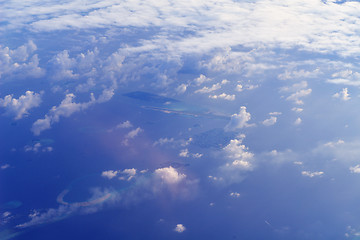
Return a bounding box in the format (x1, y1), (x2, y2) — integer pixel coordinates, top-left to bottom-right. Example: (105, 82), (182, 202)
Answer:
(153, 137), (174, 146)
(175, 84), (188, 94)
(174, 224), (186, 233)
(194, 74), (212, 85)
(0, 41), (44, 80)
(294, 117), (302, 125)
(154, 166), (186, 184)
(126, 127), (143, 139)
(292, 107), (303, 113)
(350, 165), (360, 173)
(101, 170), (118, 179)
(229, 192), (241, 198)
(179, 149), (189, 158)
(195, 83), (221, 94)
(327, 70), (360, 86)
(1, 164), (10, 170)
(0, 91), (42, 120)
(262, 116), (277, 126)
(31, 89), (115, 135)
(212, 137), (255, 184)
(24, 143), (53, 153)
(286, 89), (312, 105)
(280, 81), (312, 105)
(225, 106), (254, 131)
(333, 88), (350, 101)
(209, 93), (235, 101)
(116, 120), (133, 129)
(301, 171), (324, 178)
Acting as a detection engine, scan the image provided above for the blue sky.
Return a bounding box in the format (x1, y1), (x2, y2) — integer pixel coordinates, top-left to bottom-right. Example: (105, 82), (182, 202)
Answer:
(2, 0), (360, 239)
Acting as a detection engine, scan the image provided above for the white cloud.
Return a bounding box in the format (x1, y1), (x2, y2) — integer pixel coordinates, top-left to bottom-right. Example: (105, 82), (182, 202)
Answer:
(154, 166), (186, 184)
(333, 88), (350, 101)
(0, 91), (42, 120)
(24, 143), (53, 153)
(229, 192), (241, 198)
(294, 117), (302, 125)
(209, 93), (235, 101)
(328, 70), (360, 86)
(116, 120), (133, 129)
(31, 89), (115, 135)
(262, 116), (277, 126)
(0, 41), (44, 80)
(350, 165), (360, 173)
(195, 83), (221, 94)
(1, 164), (10, 170)
(101, 170), (118, 179)
(153, 137), (174, 146)
(292, 107), (303, 113)
(174, 224), (186, 233)
(179, 149), (189, 158)
(5, 0), (360, 58)
(214, 137), (255, 184)
(225, 106), (254, 131)
(301, 171), (324, 178)
(176, 84), (188, 94)
(126, 127), (143, 139)
(194, 74), (212, 85)
(281, 81), (311, 105)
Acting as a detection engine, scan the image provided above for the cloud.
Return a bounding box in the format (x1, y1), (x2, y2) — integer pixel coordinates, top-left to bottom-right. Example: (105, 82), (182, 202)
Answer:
(194, 74), (212, 85)
(225, 106), (254, 131)
(5, 0), (360, 58)
(174, 224), (186, 233)
(0, 41), (44, 80)
(327, 70), (360, 86)
(176, 84), (188, 94)
(179, 149), (189, 158)
(350, 165), (360, 173)
(294, 117), (302, 125)
(116, 120), (133, 129)
(212, 136), (255, 184)
(31, 89), (115, 135)
(333, 88), (350, 101)
(209, 93), (235, 101)
(229, 192), (241, 198)
(24, 143), (53, 153)
(154, 166), (186, 185)
(101, 170), (118, 179)
(195, 83), (221, 94)
(0, 91), (42, 120)
(262, 116), (277, 126)
(301, 171), (324, 178)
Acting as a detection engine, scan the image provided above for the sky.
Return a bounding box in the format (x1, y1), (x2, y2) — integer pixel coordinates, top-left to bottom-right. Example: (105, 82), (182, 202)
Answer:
(2, 0), (360, 239)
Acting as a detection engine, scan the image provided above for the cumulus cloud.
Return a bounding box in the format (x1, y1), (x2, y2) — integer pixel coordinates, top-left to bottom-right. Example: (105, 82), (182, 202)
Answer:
(350, 165), (360, 173)
(31, 89), (115, 135)
(0, 41), (44, 80)
(333, 88), (350, 101)
(262, 116), (277, 126)
(280, 81), (312, 105)
(229, 192), (241, 198)
(0, 91), (42, 120)
(195, 83), (221, 94)
(154, 166), (186, 185)
(301, 171), (324, 178)
(212, 136), (255, 184)
(174, 224), (186, 233)
(225, 106), (254, 131)
(24, 143), (53, 153)
(209, 93), (235, 101)
(294, 117), (302, 125)
(328, 70), (360, 86)
(194, 74), (212, 85)
(176, 84), (188, 94)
